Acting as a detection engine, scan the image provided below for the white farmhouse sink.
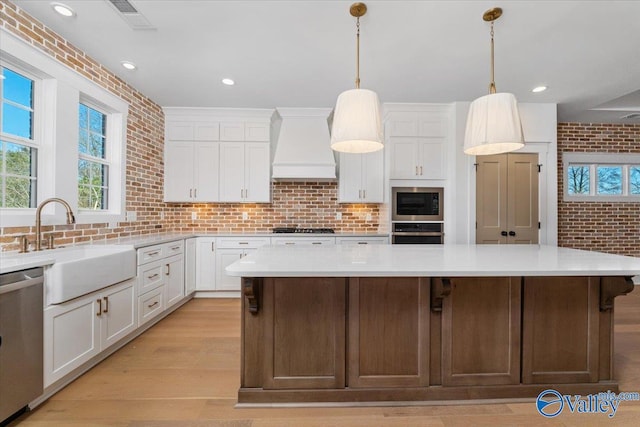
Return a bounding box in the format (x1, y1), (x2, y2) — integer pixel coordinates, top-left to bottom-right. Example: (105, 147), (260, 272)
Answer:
(44, 245), (136, 304)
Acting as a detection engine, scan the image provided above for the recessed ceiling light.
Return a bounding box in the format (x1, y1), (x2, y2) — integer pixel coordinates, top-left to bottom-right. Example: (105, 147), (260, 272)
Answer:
(51, 2), (75, 17)
(121, 61), (137, 71)
(222, 78), (235, 86)
(532, 85), (548, 93)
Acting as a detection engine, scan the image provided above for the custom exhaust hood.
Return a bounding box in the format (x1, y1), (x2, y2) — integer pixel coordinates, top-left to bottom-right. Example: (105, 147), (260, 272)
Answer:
(271, 108), (336, 181)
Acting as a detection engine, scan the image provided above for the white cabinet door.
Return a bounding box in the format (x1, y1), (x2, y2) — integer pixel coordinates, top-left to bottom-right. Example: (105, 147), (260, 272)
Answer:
(164, 142), (194, 202)
(194, 142), (219, 201)
(244, 143), (270, 202)
(271, 237), (336, 246)
(219, 142), (245, 202)
(361, 149), (384, 202)
(194, 122), (220, 141)
(195, 238), (216, 291)
(390, 139), (419, 179)
(166, 122), (195, 141)
(215, 248), (245, 291)
(44, 294), (101, 386)
(164, 255), (184, 308)
(184, 238), (196, 295)
(220, 122), (245, 141)
(418, 139), (446, 179)
(336, 236), (389, 245)
(101, 279), (136, 349)
(338, 153), (362, 203)
(245, 122), (270, 141)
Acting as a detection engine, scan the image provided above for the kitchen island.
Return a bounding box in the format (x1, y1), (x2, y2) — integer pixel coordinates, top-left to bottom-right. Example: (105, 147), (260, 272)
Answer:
(226, 244), (640, 405)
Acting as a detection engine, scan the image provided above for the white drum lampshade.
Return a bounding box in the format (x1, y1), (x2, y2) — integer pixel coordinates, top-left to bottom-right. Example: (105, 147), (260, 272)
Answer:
(463, 92), (524, 156)
(331, 88), (383, 154)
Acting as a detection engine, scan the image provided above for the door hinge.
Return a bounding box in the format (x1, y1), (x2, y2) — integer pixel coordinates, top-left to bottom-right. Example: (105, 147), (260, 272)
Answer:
(475, 221), (477, 229)
(538, 222), (541, 229)
(474, 163), (478, 171)
(537, 164), (542, 172)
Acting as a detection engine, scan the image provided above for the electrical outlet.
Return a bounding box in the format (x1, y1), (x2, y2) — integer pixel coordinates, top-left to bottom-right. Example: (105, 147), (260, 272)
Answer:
(336, 212), (342, 220)
(126, 210), (137, 221)
(365, 213), (372, 221)
(242, 212), (249, 220)
(191, 212), (197, 220)
(160, 211), (165, 220)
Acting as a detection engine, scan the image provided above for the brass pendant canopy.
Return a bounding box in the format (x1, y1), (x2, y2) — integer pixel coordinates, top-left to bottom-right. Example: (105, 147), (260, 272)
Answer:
(463, 6), (524, 156)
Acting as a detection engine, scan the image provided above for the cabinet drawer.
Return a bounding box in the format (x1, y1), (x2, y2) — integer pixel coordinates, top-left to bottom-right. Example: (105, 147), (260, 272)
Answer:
(217, 237), (270, 249)
(162, 240), (184, 257)
(137, 245), (164, 265)
(138, 287), (164, 327)
(271, 237), (336, 246)
(137, 261), (164, 295)
(336, 236), (389, 245)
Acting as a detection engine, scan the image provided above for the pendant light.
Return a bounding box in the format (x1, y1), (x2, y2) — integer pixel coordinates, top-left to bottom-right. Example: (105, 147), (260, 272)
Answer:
(464, 7), (524, 156)
(331, 2), (383, 154)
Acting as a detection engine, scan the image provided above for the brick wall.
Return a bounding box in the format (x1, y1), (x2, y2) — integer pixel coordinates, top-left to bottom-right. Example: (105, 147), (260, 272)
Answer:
(0, 1), (382, 252)
(557, 123), (640, 257)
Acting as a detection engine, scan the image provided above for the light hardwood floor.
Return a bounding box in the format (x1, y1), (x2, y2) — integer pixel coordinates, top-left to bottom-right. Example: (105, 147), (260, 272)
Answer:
(10, 290), (640, 426)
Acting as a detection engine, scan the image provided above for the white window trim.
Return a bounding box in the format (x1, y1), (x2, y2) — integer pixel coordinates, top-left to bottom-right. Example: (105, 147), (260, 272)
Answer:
(563, 152), (640, 202)
(0, 28), (128, 227)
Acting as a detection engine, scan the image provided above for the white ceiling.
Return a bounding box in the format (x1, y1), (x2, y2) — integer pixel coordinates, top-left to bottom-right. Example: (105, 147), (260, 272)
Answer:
(12, 0), (640, 123)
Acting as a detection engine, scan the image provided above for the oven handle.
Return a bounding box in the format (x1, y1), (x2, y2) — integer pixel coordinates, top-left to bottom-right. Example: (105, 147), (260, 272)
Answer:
(392, 232), (444, 236)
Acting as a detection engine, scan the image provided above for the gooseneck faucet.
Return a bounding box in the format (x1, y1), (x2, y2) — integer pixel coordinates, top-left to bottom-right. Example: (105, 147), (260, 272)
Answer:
(35, 198), (76, 251)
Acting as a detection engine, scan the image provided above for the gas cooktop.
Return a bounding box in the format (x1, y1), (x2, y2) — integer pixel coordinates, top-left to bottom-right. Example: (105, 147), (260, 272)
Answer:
(272, 227), (335, 234)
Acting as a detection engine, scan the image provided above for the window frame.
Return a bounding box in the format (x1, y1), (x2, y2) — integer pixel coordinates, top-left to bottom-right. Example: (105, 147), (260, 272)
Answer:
(563, 152), (640, 202)
(0, 28), (128, 227)
(78, 100), (110, 212)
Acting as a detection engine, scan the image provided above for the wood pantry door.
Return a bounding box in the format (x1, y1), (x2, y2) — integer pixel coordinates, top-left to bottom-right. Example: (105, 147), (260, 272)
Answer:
(476, 153), (539, 244)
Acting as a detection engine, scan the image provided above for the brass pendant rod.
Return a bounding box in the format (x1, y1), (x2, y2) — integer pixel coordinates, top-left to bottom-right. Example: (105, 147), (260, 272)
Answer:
(355, 16), (361, 89)
(489, 21), (496, 94)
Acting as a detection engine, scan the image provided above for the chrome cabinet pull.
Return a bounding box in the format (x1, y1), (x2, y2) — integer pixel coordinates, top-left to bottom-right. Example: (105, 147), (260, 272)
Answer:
(170, 245), (180, 251)
(103, 296), (109, 313)
(165, 263), (171, 276)
(194, 188), (197, 198)
(312, 242), (322, 245)
(148, 301), (159, 309)
(420, 166), (423, 175)
(148, 273), (159, 279)
(211, 242), (215, 252)
(189, 189), (193, 198)
(238, 242), (249, 245)
(147, 251), (160, 257)
(416, 166), (419, 175)
(357, 242), (368, 245)
(363, 189), (366, 199)
(96, 299), (102, 317)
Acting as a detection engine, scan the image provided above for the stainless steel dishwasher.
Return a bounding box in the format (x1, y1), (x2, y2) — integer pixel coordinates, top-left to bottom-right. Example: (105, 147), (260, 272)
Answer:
(0, 267), (44, 424)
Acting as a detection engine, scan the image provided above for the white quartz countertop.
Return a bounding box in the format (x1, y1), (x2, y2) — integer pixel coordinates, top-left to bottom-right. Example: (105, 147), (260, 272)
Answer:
(225, 244), (640, 278)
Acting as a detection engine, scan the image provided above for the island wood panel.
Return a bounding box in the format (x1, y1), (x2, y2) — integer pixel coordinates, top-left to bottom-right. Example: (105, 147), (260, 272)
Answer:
(241, 279), (264, 388)
(348, 277), (429, 388)
(522, 276), (599, 384)
(429, 309), (442, 385)
(441, 277), (521, 386)
(262, 277), (346, 389)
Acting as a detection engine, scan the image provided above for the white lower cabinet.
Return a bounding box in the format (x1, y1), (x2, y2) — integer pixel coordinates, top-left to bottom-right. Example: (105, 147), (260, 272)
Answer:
(185, 238), (197, 295)
(136, 241), (185, 326)
(44, 278), (136, 387)
(215, 237), (270, 291)
(195, 237), (216, 291)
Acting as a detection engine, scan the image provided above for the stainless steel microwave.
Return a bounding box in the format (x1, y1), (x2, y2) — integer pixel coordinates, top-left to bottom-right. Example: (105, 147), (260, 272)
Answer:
(392, 187), (443, 221)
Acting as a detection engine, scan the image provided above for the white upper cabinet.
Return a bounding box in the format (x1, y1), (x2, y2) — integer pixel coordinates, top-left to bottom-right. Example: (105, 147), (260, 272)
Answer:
(164, 141), (219, 202)
(220, 121), (270, 142)
(387, 110), (449, 180)
(163, 108), (273, 204)
(219, 142), (270, 202)
(338, 150), (384, 203)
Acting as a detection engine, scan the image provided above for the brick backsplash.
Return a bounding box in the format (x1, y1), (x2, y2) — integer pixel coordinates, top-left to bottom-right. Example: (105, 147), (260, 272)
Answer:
(557, 123), (640, 257)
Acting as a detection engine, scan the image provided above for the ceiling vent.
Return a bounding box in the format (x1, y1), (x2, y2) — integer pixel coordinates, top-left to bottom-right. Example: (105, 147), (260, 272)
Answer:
(106, 0), (156, 30)
(620, 113), (640, 120)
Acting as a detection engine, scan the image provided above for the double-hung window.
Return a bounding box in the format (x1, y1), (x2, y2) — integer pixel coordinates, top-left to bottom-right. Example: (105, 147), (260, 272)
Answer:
(78, 103), (109, 210)
(564, 153), (640, 201)
(0, 66), (38, 208)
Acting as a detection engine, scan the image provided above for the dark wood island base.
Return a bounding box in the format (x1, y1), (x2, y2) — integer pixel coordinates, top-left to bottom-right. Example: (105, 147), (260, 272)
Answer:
(239, 275), (634, 405)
